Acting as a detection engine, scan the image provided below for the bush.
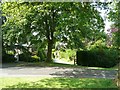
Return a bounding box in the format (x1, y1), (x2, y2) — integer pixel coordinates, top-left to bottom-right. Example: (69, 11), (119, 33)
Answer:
(2, 53), (16, 63)
(2, 47), (16, 63)
(19, 53), (40, 62)
(31, 55), (40, 62)
(76, 48), (119, 68)
(59, 49), (76, 61)
(37, 50), (46, 61)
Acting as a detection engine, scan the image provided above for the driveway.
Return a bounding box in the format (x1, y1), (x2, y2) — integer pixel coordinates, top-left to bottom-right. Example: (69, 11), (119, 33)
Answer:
(0, 63), (117, 79)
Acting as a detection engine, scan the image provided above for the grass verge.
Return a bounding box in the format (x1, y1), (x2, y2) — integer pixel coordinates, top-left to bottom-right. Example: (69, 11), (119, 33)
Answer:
(13, 62), (118, 70)
(0, 77), (117, 88)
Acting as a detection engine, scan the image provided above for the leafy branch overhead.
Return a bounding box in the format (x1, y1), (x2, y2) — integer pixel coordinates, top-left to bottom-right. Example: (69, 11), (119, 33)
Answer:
(2, 2), (105, 62)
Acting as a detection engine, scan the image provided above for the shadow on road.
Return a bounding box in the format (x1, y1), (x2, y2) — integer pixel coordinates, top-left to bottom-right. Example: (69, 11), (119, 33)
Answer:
(50, 69), (117, 79)
(1, 62), (118, 79)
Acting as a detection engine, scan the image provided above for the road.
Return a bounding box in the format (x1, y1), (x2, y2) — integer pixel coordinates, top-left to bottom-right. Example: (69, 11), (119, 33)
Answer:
(0, 65), (117, 79)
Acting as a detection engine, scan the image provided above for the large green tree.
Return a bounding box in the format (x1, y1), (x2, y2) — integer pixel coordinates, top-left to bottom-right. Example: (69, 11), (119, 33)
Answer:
(2, 2), (105, 62)
(108, 1), (120, 87)
(108, 2), (120, 49)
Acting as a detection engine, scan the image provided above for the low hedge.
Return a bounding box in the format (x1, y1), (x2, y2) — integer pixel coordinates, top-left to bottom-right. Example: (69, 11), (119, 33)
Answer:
(76, 49), (119, 68)
(2, 53), (39, 63)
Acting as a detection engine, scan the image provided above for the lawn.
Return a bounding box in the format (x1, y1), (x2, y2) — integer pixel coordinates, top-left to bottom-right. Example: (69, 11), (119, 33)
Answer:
(14, 62), (118, 71)
(0, 77), (117, 89)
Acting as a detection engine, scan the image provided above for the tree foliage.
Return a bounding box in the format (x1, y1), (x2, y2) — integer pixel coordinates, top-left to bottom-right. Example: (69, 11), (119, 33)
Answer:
(2, 2), (105, 62)
(108, 2), (120, 49)
(108, 1), (120, 88)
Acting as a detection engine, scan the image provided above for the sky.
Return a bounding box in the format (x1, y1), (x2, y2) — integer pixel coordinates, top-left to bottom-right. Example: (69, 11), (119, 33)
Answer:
(98, 6), (113, 33)
(100, 10), (111, 31)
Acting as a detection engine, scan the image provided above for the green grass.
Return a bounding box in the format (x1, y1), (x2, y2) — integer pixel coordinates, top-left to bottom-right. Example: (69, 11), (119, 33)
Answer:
(0, 77), (117, 88)
(15, 62), (118, 71)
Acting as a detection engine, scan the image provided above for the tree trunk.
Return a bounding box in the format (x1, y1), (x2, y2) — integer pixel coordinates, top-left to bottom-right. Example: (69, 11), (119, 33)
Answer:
(45, 7), (55, 63)
(46, 40), (53, 63)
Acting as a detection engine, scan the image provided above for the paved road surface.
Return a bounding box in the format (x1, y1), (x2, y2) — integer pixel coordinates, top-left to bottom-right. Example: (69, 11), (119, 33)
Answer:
(0, 60), (118, 78)
(0, 65), (117, 79)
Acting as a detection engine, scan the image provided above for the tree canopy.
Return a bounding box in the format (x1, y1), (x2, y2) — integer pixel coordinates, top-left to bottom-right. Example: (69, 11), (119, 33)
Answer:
(2, 2), (105, 62)
(108, 2), (120, 49)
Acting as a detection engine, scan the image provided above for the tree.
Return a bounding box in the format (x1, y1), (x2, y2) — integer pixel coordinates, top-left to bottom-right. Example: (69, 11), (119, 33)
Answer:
(108, 2), (120, 49)
(2, 2), (105, 62)
(108, 1), (120, 87)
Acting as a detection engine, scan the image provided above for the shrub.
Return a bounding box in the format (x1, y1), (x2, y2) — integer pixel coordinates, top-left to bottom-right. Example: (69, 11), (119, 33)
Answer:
(19, 53), (30, 62)
(31, 55), (40, 62)
(2, 53), (16, 63)
(19, 53), (40, 62)
(59, 49), (76, 61)
(37, 50), (46, 61)
(76, 48), (119, 68)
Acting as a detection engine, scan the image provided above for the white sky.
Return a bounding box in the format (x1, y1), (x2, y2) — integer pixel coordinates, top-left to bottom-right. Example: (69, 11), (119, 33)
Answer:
(99, 8), (113, 33)
(105, 20), (113, 31)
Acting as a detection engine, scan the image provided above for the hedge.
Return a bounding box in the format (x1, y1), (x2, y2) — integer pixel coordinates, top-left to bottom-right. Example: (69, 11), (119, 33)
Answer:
(76, 49), (119, 68)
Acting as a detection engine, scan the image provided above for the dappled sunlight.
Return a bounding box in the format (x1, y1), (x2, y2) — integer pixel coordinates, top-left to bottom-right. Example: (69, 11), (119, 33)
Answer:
(1, 62), (117, 78)
(50, 69), (117, 79)
(1, 2), (119, 89)
(1, 78), (117, 88)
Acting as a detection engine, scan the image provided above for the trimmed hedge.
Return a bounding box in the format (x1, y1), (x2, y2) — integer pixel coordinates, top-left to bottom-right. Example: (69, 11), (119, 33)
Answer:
(76, 49), (119, 68)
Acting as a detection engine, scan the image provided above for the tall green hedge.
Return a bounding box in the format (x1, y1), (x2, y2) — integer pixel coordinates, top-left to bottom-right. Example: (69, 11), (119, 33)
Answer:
(76, 49), (119, 68)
